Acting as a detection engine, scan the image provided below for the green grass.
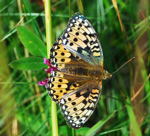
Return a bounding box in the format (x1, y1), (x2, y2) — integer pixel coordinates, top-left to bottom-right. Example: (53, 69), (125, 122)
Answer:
(0, 0), (150, 136)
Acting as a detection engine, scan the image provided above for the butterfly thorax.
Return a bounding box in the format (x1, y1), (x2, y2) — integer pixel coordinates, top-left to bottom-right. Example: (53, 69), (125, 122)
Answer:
(60, 64), (112, 80)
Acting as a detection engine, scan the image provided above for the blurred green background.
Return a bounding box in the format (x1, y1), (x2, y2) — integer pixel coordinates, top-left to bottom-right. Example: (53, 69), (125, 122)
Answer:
(0, 0), (149, 136)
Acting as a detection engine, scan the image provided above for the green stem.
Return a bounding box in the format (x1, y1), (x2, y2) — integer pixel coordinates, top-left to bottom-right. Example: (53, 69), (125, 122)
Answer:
(77, 0), (84, 14)
(44, 0), (52, 55)
(72, 128), (75, 136)
(44, 0), (58, 136)
(68, 0), (71, 17)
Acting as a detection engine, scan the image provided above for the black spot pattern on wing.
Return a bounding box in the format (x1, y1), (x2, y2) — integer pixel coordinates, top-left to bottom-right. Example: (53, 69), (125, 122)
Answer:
(61, 13), (103, 65)
(59, 88), (101, 128)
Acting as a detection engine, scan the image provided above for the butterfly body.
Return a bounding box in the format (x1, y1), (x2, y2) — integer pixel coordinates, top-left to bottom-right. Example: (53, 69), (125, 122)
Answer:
(46, 13), (112, 128)
(59, 61), (111, 81)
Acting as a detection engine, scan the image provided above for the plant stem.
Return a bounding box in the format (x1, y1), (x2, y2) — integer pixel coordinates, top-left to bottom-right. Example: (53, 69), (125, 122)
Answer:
(44, 0), (52, 55)
(44, 0), (58, 136)
(77, 0), (84, 14)
(72, 128), (75, 136)
(68, 0), (71, 17)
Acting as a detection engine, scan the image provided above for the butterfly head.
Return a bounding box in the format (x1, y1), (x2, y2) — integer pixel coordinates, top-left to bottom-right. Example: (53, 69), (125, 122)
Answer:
(103, 70), (112, 80)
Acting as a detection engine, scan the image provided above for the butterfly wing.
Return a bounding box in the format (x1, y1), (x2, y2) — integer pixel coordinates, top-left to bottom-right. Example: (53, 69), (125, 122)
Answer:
(46, 71), (90, 102)
(59, 82), (102, 128)
(46, 39), (90, 102)
(61, 13), (103, 66)
(46, 70), (102, 129)
(50, 38), (89, 70)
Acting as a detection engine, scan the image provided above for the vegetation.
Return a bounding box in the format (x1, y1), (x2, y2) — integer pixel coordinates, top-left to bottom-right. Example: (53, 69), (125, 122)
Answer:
(0, 0), (149, 136)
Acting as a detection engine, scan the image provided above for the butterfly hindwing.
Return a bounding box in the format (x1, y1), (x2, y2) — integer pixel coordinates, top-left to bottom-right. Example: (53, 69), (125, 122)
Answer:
(61, 13), (103, 66)
(46, 71), (90, 102)
(59, 82), (101, 128)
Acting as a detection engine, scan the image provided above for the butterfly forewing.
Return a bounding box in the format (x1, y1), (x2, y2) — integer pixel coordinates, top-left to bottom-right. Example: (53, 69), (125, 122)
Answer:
(50, 39), (73, 68)
(61, 13), (103, 66)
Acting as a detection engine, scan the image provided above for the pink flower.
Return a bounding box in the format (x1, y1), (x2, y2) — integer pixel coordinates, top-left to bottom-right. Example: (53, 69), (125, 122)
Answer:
(43, 58), (51, 66)
(45, 67), (58, 73)
(38, 58), (58, 86)
(38, 79), (48, 86)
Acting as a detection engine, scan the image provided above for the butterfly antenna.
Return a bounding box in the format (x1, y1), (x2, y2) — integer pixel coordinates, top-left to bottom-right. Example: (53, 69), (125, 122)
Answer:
(112, 57), (135, 75)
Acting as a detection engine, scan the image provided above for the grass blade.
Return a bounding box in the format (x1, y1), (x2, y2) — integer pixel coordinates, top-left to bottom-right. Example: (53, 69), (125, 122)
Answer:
(85, 111), (116, 136)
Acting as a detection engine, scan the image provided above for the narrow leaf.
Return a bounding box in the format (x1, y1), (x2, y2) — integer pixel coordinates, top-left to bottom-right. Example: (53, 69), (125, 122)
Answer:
(86, 111), (116, 136)
(126, 98), (142, 136)
(17, 26), (47, 57)
(9, 57), (47, 70)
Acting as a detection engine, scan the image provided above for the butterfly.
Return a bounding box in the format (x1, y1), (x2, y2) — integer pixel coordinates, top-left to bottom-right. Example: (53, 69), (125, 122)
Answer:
(45, 13), (112, 129)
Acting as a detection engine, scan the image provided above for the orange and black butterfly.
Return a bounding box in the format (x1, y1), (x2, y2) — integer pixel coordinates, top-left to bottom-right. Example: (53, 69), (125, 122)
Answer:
(45, 13), (112, 128)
